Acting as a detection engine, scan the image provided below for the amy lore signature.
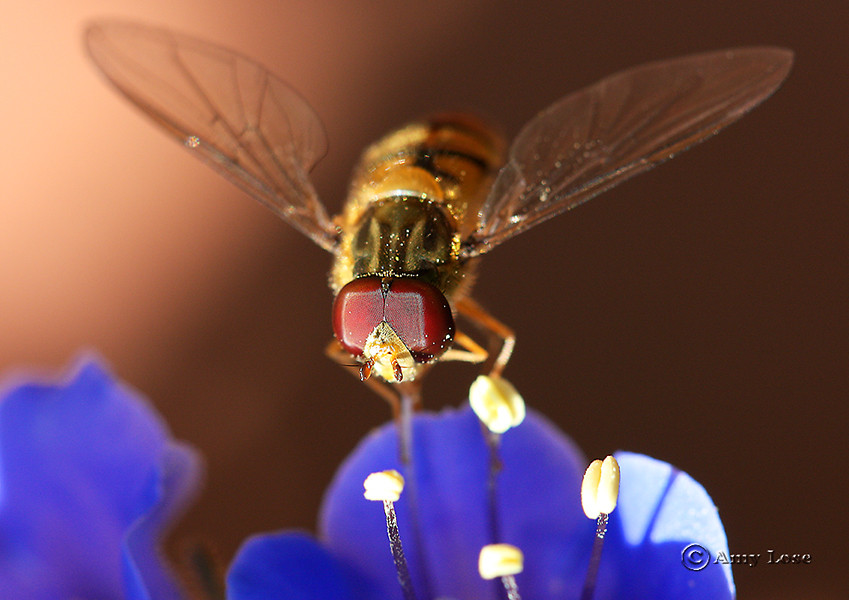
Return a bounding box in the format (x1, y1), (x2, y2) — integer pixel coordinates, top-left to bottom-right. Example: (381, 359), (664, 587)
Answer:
(681, 544), (812, 570)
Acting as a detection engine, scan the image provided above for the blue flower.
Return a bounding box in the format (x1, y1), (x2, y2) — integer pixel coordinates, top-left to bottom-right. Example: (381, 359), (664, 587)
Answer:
(228, 405), (734, 599)
(0, 356), (201, 600)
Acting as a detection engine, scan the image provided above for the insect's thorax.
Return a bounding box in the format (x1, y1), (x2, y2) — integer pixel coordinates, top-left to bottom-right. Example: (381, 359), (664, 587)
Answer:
(331, 115), (505, 297)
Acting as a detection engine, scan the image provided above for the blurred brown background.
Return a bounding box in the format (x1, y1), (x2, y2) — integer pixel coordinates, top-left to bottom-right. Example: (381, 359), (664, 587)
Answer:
(1, 1), (845, 598)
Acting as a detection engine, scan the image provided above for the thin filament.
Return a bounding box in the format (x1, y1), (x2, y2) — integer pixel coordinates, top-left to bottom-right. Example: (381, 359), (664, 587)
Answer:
(384, 500), (417, 600)
(398, 391), (433, 600)
(579, 512), (610, 600)
(483, 425), (509, 600)
(501, 574), (522, 600)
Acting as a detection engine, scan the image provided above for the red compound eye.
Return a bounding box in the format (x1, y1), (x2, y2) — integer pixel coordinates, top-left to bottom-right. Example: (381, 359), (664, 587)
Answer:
(332, 277), (385, 357)
(332, 277), (455, 362)
(383, 278), (454, 362)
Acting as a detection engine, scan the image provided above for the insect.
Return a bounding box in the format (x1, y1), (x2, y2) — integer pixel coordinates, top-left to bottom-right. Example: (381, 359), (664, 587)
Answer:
(86, 21), (792, 408)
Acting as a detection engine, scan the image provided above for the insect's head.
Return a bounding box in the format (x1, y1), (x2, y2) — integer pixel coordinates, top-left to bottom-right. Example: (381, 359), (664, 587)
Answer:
(332, 276), (455, 382)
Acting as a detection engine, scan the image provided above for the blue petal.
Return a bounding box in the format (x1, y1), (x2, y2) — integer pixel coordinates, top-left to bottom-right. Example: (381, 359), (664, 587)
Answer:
(590, 452), (735, 600)
(0, 355), (200, 600)
(319, 405), (591, 600)
(122, 443), (202, 600)
(227, 532), (377, 600)
(318, 405), (734, 600)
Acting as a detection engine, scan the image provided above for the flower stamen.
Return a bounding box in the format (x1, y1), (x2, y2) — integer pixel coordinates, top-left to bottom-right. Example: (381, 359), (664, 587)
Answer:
(469, 374), (526, 434)
(579, 455), (620, 600)
(469, 375), (526, 559)
(479, 543), (524, 600)
(364, 470), (418, 600)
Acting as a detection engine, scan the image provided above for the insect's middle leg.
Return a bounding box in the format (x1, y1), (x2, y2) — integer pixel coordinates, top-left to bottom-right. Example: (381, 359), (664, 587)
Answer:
(453, 296), (516, 377)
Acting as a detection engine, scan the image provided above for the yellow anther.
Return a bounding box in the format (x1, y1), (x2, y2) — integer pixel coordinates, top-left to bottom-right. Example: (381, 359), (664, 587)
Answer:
(478, 543), (524, 580)
(581, 455), (620, 519)
(363, 470), (405, 502)
(469, 374), (526, 434)
(582, 460), (603, 519)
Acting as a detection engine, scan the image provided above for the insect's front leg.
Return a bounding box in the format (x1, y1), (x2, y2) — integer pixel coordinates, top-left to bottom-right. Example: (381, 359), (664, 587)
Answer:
(453, 296), (516, 377)
(324, 340), (422, 418)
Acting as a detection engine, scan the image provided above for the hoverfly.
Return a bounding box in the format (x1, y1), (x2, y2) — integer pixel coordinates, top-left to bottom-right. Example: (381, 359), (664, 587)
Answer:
(86, 21), (792, 407)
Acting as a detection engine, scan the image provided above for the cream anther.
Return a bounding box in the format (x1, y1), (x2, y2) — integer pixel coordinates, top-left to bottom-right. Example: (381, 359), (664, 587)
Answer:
(478, 543), (524, 580)
(363, 469), (405, 502)
(469, 374), (526, 434)
(581, 455), (620, 519)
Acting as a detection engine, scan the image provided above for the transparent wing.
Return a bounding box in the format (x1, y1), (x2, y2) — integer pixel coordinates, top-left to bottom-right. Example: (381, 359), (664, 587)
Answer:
(86, 20), (339, 252)
(464, 47), (793, 257)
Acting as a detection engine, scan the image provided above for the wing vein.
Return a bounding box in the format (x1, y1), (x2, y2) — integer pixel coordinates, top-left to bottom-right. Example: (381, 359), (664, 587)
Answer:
(467, 47), (793, 257)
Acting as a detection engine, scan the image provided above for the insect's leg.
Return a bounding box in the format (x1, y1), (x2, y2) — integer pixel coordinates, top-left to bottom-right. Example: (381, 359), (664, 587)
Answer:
(325, 339), (401, 416)
(453, 299), (517, 575)
(324, 340), (424, 419)
(440, 330), (489, 364)
(325, 339), (423, 468)
(454, 296), (516, 377)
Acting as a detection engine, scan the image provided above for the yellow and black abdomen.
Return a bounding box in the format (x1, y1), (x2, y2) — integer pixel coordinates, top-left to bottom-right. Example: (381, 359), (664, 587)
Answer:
(330, 115), (505, 297)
